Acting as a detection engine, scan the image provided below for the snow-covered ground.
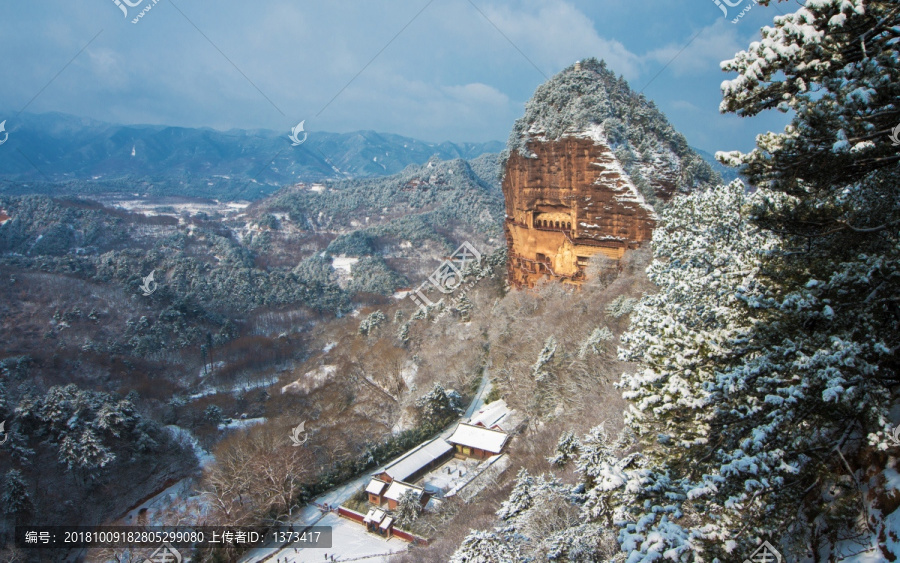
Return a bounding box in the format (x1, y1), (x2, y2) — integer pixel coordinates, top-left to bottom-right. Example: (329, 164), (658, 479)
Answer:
(399, 363), (418, 389)
(191, 374), (280, 400)
(262, 512), (408, 563)
(114, 427), (213, 532)
(241, 470), (391, 563)
(93, 196), (250, 220)
(421, 457), (480, 495)
(456, 454), (510, 502)
(332, 255), (359, 275)
(218, 417), (266, 430)
(281, 365), (337, 395)
(114, 476), (211, 529)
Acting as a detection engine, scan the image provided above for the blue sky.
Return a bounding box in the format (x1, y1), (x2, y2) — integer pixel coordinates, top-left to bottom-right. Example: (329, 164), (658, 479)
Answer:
(0, 1), (792, 153)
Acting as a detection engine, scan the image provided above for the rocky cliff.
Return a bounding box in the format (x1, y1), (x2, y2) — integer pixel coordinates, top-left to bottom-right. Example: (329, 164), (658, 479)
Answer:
(502, 59), (720, 287)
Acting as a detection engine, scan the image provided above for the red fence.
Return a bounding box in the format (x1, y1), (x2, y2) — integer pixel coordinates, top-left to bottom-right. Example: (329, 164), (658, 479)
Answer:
(337, 506), (365, 523)
(337, 507), (429, 545)
(392, 527), (429, 546)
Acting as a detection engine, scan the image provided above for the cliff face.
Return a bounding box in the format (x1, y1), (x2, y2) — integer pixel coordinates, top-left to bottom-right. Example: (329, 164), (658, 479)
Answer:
(502, 58), (719, 288)
(503, 126), (655, 287)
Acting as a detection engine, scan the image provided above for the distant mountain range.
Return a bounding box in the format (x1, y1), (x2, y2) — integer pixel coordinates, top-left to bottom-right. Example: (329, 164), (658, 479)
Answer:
(0, 111), (736, 201)
(0, 112), (505, 200)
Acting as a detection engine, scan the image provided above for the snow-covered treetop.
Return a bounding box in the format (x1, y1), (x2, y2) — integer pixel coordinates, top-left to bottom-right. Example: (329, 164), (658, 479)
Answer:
(718, 0), (900, 190)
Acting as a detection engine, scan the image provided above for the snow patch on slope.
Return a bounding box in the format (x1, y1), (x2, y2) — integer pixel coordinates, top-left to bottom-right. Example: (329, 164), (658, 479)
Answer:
(576, 123), (657, 216)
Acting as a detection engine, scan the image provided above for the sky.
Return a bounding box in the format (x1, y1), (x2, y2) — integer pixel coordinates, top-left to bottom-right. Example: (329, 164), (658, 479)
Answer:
(0, 1), (793, 154)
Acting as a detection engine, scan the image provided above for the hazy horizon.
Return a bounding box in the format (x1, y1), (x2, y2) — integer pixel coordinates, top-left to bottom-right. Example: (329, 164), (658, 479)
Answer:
(1, 1), (793, 154)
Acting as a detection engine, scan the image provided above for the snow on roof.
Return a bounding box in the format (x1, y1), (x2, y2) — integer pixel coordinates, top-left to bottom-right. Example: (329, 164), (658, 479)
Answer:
(384, 480), (424, 503)
(447, 423), (509, 454)
(379, 516), (394, 530)
(382, 437), (453, 482)
(366, 478), (388, 496)
(364, 508), (386, 524)
(468, 399), (513, 430)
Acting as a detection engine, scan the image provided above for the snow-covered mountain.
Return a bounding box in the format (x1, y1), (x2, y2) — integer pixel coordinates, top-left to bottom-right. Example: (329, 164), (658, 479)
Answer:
(504, 58), (721, 208)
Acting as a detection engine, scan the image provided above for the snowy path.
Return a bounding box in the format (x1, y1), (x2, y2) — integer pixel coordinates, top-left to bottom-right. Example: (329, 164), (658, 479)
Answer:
(465, 368), (492, 419)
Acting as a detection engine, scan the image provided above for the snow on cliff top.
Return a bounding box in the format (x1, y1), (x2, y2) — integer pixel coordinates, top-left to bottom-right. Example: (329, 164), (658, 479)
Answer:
(502, 58), (720, 203)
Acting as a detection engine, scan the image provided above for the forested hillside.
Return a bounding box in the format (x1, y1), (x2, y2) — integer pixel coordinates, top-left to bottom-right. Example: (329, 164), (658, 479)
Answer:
(0, 150), (504, 544)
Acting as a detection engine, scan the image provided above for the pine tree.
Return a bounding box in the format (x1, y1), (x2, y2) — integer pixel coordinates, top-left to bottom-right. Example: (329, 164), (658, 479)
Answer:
(204, 405), (224, 426)
(76, 428), (116, 470)
(358, 310), (387, 336)
(531, 335), (558, 382)
(1, 469), (32, 518)
(605, 296), (637, 319)
(94, 398), (137, 437)
(397, 321), (410, 343)
(496, 468), (535, 521)
(718, 0), (900, 199)
(450, 530), (519, 563)
(415, 383), (463, 430)
(454, 294), (474, 321)
(602, 178), (897, 559)
(710, 0), (900, 555)
(484, 469), (583, 559)
(393, 490), (423, 528)
(577, 327), (613, 359)
(544, 522), (614, 562)
(548, 431), (580, 467)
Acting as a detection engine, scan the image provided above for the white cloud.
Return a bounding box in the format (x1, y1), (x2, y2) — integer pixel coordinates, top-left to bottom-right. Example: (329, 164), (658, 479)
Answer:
(442, 83), (509, 107)
(643, 20), (745, 77)
(477, 1), (643, 80)
(307, 72), (518, 142)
